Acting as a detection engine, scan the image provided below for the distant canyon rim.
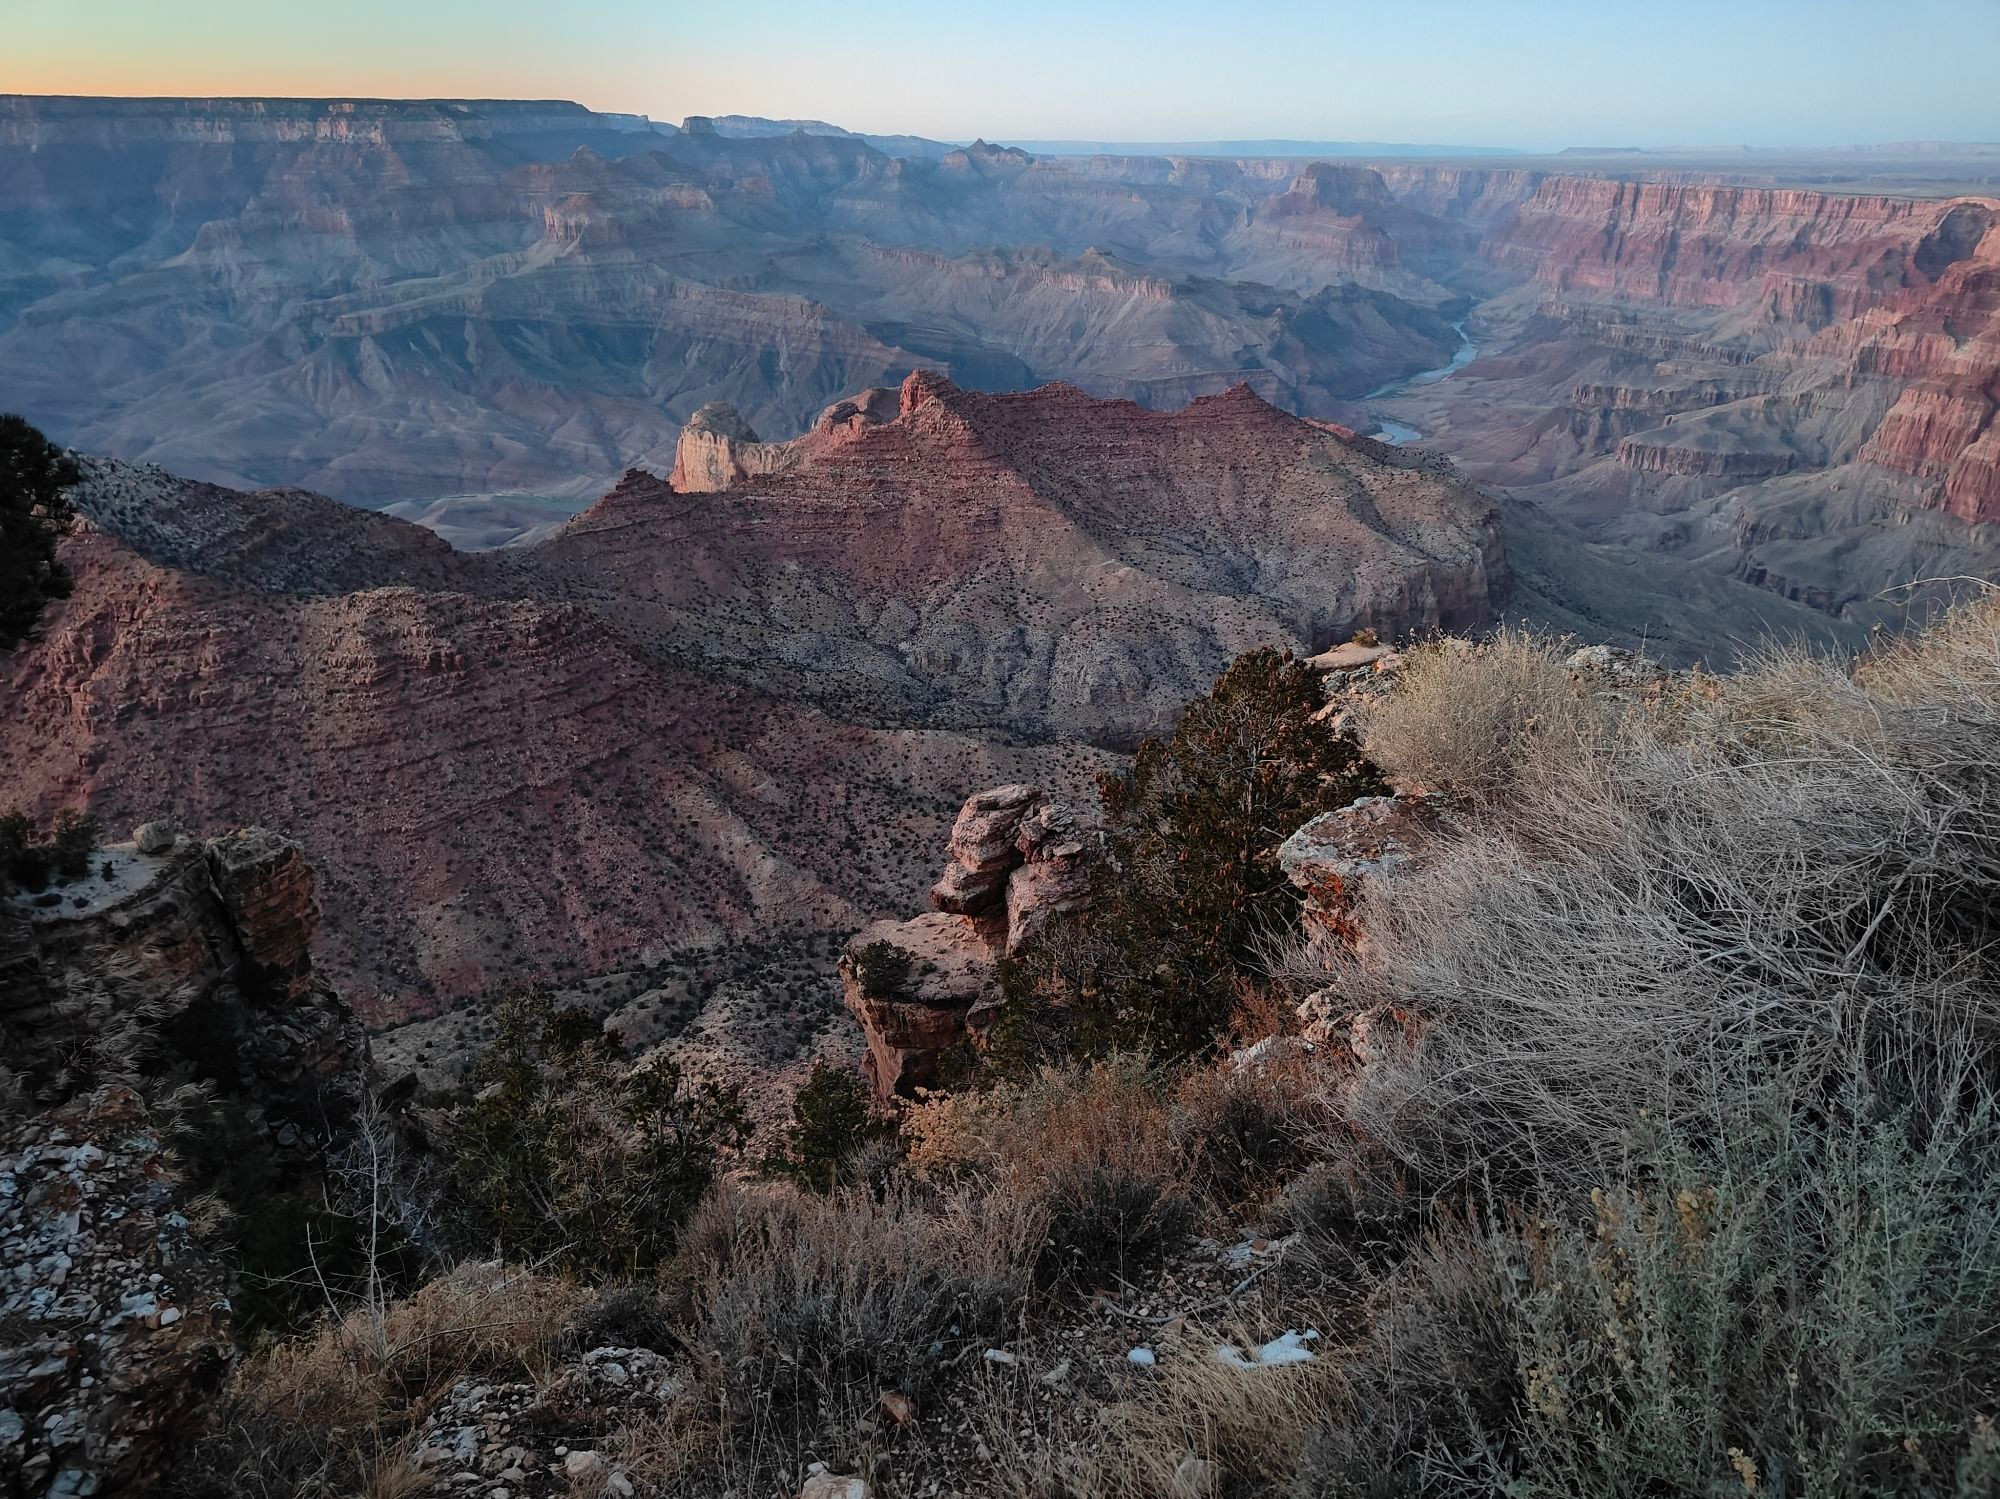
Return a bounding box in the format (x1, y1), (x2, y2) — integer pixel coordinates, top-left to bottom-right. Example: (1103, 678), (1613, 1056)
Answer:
(2, 97), (1996, 651)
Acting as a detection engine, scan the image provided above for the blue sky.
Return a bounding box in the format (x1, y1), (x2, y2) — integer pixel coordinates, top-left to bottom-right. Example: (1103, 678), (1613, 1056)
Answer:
(10, 0), (1999, 151)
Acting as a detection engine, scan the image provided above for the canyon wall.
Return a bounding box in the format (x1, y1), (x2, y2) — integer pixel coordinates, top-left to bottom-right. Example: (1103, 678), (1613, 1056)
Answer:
(1362, 166), (2000, 609)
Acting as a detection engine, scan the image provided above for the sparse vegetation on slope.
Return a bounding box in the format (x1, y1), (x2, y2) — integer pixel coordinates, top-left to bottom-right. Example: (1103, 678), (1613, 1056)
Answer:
(0, 414), (78, 651)
(1002, 648), (1383, 1065)
(92, 601), (2000, 1498)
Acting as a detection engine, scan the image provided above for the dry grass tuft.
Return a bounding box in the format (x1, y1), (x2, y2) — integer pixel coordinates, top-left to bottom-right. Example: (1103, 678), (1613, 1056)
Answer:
(1170, 1053), (1331, 1208)
(629, 1178), (1042, 1492)
(171, 1263), (583, 1497)
(1353, 627), (1608, 804)
(978, 1338), (1339, 1499)
(905, 1057), (1194, 1290)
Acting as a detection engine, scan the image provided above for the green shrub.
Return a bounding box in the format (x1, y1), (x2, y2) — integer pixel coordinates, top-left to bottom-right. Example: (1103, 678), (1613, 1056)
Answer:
(0, 414), (80, 651)
(447, 991), (748, 1277)
(49, 808), (100, 879)
(761, 1062), (892, 1194)
(0, 807), (101, 893)
(1303, 1073), (2000, 1499)
(850, 939), (913, 998)
(1011, 648), (1381, 1064)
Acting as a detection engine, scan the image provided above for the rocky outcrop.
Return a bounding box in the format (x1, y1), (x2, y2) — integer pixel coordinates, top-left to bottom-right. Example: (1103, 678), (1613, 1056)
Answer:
(840, 913), (1007, 1101)
(667, 404), (785, 492)
(0, 1087), (235, 1498)
(841, 785), (1101, 1099)
(3, 827), (362, 1124)
(929, 785), (1098, 957)
(1280, 794), (1431, 947)
(4, 459), (1107, 1020)
(0, 830), (370, 1496)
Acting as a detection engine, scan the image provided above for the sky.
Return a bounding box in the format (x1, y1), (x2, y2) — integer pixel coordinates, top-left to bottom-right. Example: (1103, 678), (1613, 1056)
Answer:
(8, 0), (2000, 152)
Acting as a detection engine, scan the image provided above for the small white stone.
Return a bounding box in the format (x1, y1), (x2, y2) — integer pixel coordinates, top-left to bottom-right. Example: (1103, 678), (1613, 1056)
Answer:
(1127, 1346), (1156, 1367)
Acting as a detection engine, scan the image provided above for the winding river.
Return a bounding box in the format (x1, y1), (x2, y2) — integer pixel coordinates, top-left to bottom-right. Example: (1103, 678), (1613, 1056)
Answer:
(1362, 319), (1479, 445)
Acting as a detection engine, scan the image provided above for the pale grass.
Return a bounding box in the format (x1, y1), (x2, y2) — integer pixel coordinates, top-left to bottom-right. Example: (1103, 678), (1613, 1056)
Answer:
(976, 1335), (1339, 1498)
(903, 1054), (1176, 1193)
(1353, 627), (1609, 804)
(1300, 595), (2000, 1188)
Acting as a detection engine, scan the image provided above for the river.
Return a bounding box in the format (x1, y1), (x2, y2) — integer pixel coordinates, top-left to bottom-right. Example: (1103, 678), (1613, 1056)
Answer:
(1362, 319), (1479, 445)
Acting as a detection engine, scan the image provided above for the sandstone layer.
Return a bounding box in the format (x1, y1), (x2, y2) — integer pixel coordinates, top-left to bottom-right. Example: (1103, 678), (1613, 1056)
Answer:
(1361, 169), (2000, 619)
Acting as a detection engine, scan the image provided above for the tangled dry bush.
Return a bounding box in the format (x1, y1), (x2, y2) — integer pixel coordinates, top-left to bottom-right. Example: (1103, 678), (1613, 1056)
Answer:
(905, 1057), (1196, 1289)
(986, 1347), (1339, 1499)
(1313, 599), (2000, 1189)
(1352, 628), (1608, 805)
(628, 1180), (1042, 1492)
(1169, 1053), (1332, 1208)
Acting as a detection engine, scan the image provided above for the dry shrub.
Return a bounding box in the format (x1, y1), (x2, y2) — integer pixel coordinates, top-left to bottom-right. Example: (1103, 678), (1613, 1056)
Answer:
(646, 1177), (1040, 1489)
(1300, 1076), (2000, 1499)
(171, 1263), (583, 1497)
(1170, 1053), (1332, 1208)
(1266, 1139), (1430, 1285)
(1308, 596), (2000, 1189)
(905, 1057), (1194, 1289)
(980, 1340), (1338, 1499)
(1353, 628), (1607, 804)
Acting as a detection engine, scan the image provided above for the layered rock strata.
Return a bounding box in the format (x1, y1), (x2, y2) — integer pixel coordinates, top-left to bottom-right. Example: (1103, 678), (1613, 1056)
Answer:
(3, 826), (361, 1121)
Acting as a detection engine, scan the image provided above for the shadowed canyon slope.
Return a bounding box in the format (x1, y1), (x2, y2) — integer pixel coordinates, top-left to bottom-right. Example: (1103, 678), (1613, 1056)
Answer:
(0, 376), (1498, 1018)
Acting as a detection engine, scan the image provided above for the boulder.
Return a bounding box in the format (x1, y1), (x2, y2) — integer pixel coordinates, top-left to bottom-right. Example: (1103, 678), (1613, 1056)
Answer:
(840, 913), (1003, 1098)
(132, 820), (177, 855)
(1278, 794), (1430, 941)
(1004, 856), (1093, 957)
(3, 827), (362, 1128)
(800, 1466), (871, 1499)
(205, 827), (320, 1004)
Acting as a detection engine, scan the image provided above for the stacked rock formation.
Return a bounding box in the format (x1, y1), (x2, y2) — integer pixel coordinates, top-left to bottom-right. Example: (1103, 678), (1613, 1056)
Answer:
(840, 785), (1100, 1099)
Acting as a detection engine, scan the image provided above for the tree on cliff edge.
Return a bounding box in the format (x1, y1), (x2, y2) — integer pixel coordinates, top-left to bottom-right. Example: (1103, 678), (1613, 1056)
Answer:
(1, 415), (80, 650)
(1005, 648), (1385, 1063)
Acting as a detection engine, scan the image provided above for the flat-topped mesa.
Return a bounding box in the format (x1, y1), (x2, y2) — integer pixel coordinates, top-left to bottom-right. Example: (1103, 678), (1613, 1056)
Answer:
(841, 784), (1102, 1100)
